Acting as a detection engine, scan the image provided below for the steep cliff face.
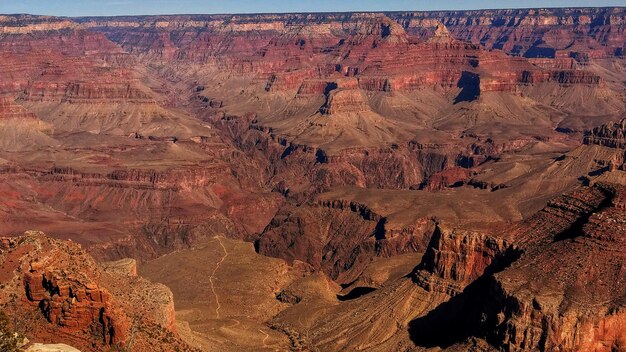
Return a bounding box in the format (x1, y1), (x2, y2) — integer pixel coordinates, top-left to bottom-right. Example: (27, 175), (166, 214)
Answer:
(0, 27), (130, 97)
(0, 232), (194, 351)
(78, 11), (613, 101)
(402, 183), (626, 351)
(584, 118), (626, 149)
(23, 265), (127, 345)
(0, 15), (78, 34)
(414, 226), (517, 296)
(392, 8), (626, 59)
(482, 184), (626, 352)
(24, 82), (154, 103)
(77, 8), (626, 61)
(320, 89), (371, 115)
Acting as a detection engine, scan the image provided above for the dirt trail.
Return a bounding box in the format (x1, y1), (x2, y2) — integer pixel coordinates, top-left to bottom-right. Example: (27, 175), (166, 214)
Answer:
(259, 329), (270, 348)
(209, 235), (228, 319)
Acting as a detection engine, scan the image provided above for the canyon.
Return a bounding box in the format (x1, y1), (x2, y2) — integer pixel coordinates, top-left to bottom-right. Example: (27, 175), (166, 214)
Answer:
(0, 6), (624, 351)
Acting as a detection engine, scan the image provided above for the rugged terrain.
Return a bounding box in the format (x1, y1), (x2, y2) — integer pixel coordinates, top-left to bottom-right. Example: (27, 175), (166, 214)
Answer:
(0, 7), (625, 351)
(0, 231), (196, 351)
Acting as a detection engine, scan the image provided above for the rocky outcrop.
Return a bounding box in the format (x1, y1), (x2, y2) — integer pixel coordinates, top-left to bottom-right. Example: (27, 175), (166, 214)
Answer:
(99, 259), (177, 333)
(2, 232), (127, 347)
(320, 89), (370, 115)
(420, 167), (472, 190)
(413, 226), (518, 296)
(481, 184), (626, 351)
(403, 184), (626, 351)
(0, 232), (193, 351)
(24, 265), (128, 345)
(584, 118), (626, 149)
(257, 201), (436, 284)
(256, 203), (379, 283)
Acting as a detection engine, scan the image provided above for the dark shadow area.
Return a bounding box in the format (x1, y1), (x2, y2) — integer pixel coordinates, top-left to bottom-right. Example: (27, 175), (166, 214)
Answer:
(324, 82), (338, 96)
(579, 176), (591, 187)
(454, 71), (480, 104)
(253, 238), (261, 253)
(450, 181), (465, 188)
(280, 145), (296, 159)
(457, 155), (475, 169)
(491, 18), (507, 27)
(340, 279), (358, 290)
(591, 15), (609, 27)
(588, 166), (610, 177)
(409, 276), (491, 348)
(337, 286), (377, 301)
(373, 218), (387, 240)
(554, 154), (566, 162)
(413, 226), (442, 271)
(555, 127), (576, 134)
(409, 246), (522, 348)
(523, 46), (556, 58)
(381, 24), (392, 38)
(553, 187), (614, 242)
(315, 149), (328, 163)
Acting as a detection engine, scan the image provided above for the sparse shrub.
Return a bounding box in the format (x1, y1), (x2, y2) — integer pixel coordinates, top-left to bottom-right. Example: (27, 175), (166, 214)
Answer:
(0, 310), (21, 352)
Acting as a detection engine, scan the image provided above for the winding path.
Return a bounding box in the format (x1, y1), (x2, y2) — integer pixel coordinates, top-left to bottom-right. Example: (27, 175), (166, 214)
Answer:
(209, 236), (228, 319)
(258, 329), (270, 348)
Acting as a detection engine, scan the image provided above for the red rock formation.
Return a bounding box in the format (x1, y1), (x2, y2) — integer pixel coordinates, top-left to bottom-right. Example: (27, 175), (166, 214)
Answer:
(0, 234), (116, 345)
(0, 232), (194, 351)
(393, 8), (626, 59)
(320, 89), (370, 115)
(24, 268), (128, 345)
(413, 226), (516, 295)
(0, 98), (38, 120)
(82, 12), (609, 100)
(584, 118), (626, 149)
(483, 184), (626, 351)
(421, 167), (472, 190)
(396, 183), (626, 351)
(257, 200), (436, 284)
(265, 69), (318, 92)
